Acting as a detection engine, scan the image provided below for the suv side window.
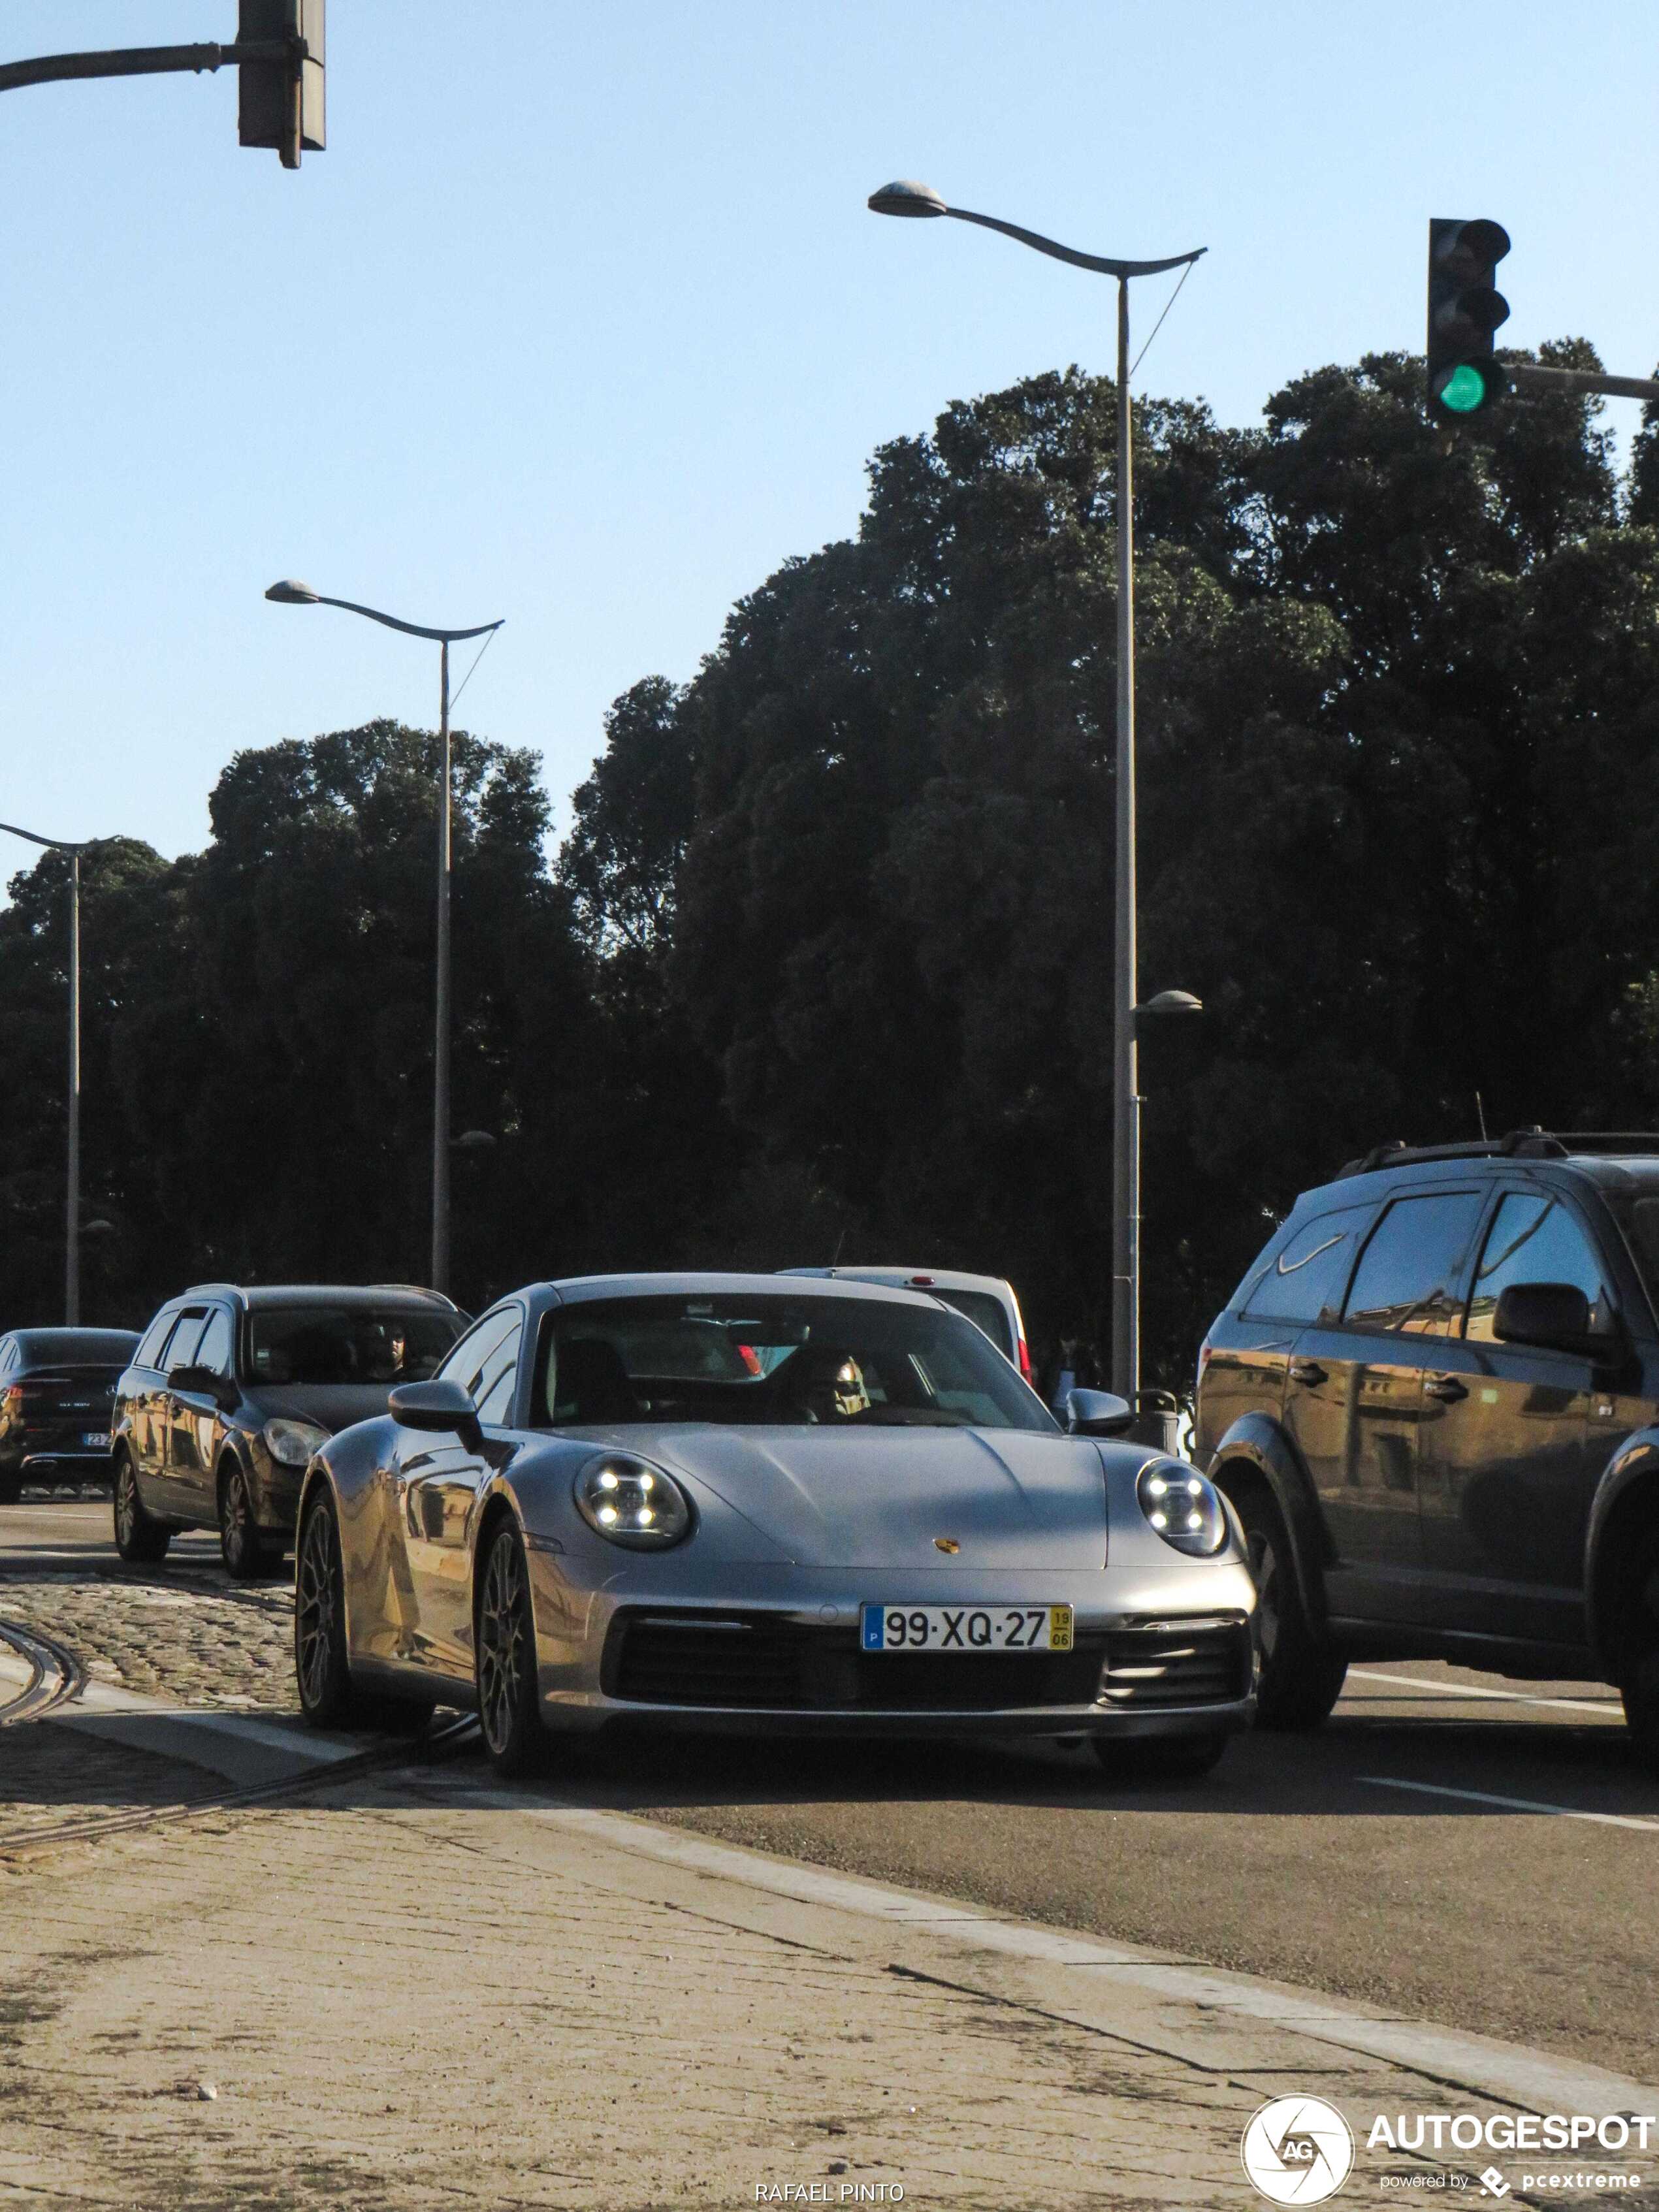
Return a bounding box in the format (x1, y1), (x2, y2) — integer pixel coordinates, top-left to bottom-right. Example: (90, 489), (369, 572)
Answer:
(1242, 1206), (1376, 1324)
(1465, 1194), (1613, 1342)
(1342, 1193), (1485, 1335)
(194, 1307), (236, 1378)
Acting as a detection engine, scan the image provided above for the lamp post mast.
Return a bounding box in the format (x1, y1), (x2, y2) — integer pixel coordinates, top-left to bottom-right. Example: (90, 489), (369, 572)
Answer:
(864, 184), (1203, 1403)
(67, 850), (81, 1325)
(1112, 277), (1138, 1405)
(264, 582), (503, 1294)
(432, 640), (452, 1292)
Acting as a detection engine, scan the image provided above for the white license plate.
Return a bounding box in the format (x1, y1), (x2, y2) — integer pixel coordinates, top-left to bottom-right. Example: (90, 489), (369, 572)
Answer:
(82, 1432), (109, 1449)
(860, 1603), (1073, 1654)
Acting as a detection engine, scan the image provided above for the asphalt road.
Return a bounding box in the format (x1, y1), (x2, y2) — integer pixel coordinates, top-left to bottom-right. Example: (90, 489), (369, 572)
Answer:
(7, 1494), (1657, 2087)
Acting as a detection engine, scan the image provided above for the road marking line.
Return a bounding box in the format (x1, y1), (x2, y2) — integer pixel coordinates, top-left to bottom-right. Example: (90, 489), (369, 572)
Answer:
(1359, 1774), (1659, 1831)
(1348, 1668), (1620, 1718)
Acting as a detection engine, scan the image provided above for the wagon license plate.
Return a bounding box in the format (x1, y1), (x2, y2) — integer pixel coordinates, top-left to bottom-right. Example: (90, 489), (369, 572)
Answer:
(82, 1432), (109, 1449)
(860, 1603), (1073, 1654)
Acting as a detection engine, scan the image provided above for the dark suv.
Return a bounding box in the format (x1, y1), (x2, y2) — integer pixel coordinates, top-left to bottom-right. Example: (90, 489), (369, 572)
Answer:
(1194, 1132), (1659, 1769)
(111, 1284), (464, 1576)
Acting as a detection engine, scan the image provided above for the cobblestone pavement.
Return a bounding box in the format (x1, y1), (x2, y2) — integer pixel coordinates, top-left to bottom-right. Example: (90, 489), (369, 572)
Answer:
(0, 1720), (223, 1850)
(0, 1568), (295, 1710)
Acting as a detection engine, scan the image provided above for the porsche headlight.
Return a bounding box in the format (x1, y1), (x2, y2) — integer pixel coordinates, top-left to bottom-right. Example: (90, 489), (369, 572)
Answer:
(263, 1417), (330, 1467)
(1136, 1460), (1228, 1557)
(573, 1452), (692, 1550)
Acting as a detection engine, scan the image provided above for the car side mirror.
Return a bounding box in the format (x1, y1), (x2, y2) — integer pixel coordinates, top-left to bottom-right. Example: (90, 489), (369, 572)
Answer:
(389, 1378), (483, 1451)
(1065, 1387), (1135, 1436)
(170, 1364), (234, 1406)
(1492, 1281), (1598, 1354)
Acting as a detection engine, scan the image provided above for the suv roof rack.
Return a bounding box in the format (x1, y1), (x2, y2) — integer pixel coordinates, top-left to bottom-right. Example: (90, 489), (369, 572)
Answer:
(1336, 1128), (1567, 1179)
(1337, 1127), (1659, 1180)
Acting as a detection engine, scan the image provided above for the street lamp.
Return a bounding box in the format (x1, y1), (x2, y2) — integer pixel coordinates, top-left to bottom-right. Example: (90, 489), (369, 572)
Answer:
(867, 180), (1205, 1407)
(265, 580), (504, 1294)
(0, 821), (89, 1323)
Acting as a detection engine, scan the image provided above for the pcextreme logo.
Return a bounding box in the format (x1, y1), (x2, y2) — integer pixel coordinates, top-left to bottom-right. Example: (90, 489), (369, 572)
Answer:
(1242, 2096), (1357, 2205)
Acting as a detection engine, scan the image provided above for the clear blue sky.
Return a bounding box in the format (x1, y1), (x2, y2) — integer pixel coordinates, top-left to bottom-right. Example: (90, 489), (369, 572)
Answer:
(3, 1), (1656, 870)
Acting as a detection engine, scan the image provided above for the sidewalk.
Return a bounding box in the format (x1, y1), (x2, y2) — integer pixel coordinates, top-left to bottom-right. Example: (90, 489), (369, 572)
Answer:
(3, 1728), (1656, 2211)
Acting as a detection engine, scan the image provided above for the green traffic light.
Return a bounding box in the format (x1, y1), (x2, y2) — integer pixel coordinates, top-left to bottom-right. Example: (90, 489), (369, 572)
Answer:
(1439, 363), (1488, 413)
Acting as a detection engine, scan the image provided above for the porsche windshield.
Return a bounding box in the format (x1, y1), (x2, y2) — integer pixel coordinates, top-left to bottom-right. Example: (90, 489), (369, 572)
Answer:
(541, 1295), (1055, 1432)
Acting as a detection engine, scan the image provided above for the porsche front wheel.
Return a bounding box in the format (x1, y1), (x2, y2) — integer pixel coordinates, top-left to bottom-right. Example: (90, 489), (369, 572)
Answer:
(475, 1520), (545, 1776)
(295, 1490), (353, 1727)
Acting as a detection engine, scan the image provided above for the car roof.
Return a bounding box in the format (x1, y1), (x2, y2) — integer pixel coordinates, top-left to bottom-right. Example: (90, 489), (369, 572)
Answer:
(10, 1326), (138, 1354)
(538, 1271), (952, 1311)
(176, 1283), (459, 1311)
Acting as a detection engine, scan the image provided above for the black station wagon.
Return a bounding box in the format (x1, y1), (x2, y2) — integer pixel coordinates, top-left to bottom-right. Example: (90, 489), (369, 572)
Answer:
(1193, 1131), (1659, 1771)
(111, 1283), (464, 1576)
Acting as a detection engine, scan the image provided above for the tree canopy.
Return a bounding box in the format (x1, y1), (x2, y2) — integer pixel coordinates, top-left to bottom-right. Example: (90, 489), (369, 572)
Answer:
(6, 342), (1658, 1380)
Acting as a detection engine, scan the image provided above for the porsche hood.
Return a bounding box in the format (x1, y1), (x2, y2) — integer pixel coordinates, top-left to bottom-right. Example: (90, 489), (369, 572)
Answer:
(636, 1426), (1112, 1569)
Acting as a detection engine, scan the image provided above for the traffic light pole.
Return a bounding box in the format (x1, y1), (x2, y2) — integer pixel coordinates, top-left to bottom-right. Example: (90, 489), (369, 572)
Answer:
(0, 40), (298, 97)
(1506, 362), (1659, 405)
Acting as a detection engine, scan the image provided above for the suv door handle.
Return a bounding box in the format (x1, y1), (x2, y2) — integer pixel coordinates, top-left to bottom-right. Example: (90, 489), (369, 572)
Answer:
(1425, 1375), (1468, 1402)
(1289, 1360), (1327, 1387)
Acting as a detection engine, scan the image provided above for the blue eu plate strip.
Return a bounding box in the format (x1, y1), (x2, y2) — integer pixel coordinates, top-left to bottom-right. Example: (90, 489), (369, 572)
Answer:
(860, 1606), (884, 1651)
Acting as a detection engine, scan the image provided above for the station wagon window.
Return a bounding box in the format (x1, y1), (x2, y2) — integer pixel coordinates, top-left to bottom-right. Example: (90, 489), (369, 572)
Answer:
(1465, 1194), (1612, 1342)
(161, 1309), (211, 1372)
(1342, 1193), (1485, 1334)
(136, 1309), (177, 1370)
(194, 1308), (235, 1378)
(1241, 1206), (1374, 1324)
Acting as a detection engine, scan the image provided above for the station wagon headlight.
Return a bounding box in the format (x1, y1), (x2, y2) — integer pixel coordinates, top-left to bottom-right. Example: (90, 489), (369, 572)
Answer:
(1136, 1460), (1228, 1557)
(264, 1417), (330, 1467)
(574, 1452), (692, 1550)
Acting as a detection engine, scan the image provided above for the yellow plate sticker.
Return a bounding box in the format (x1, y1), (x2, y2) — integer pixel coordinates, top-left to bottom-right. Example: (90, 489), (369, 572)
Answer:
(1049, 1605), (1074, 1651)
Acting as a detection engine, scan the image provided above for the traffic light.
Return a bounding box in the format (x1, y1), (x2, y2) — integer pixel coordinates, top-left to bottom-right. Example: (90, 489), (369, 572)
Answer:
(238, 0), (324, 168)
(1427, 218), (1510, 415)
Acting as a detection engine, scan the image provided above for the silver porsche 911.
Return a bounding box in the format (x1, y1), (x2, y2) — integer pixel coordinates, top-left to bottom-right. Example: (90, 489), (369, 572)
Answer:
(293, 1273), (1257, 1779)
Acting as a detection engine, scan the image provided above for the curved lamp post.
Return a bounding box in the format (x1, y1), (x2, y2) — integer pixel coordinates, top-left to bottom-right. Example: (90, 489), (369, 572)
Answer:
(0, 821), (89, 1322)
(867, 180), (1205, 1406)
(265, 581), (504, 1294)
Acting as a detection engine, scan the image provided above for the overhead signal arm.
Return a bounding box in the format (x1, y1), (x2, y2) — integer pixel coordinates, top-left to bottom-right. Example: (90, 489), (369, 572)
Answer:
(0, 2), (322, 167)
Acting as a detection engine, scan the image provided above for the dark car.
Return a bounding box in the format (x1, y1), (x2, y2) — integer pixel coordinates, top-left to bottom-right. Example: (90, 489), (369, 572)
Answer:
(1193, 1131), (1659, 1771)
(0, 1328), (140, 1503)
(111, 1283), (465, 1577)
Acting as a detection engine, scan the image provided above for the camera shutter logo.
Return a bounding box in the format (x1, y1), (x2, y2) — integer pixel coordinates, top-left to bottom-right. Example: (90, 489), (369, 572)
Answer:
(1241, 2096), (1356, 2204)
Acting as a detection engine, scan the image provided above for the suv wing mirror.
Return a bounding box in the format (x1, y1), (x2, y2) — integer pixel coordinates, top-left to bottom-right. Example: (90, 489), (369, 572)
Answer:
(1492, 1281), (1598, 1354)
(1065, 1387), (1135, 1436)
(388, 1378), (483, 1451)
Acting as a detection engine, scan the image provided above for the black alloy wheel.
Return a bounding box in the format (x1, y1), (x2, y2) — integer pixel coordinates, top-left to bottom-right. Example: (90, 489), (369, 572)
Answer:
(1091, 1730), (1231, 1781)
(112, 1450), (171, 1564)
(295, 1490), (352, 1727)
(1619, 1527), (1659, 1778)
(1234, 1483), (1347, 1731)
(475, 1520), (544, 1776)
(219, 1461), (272, 1581)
